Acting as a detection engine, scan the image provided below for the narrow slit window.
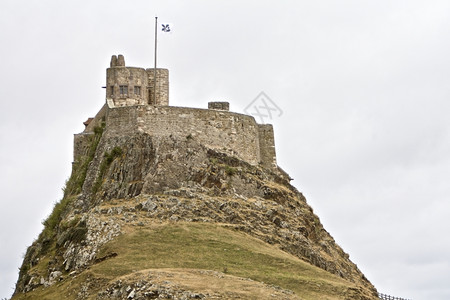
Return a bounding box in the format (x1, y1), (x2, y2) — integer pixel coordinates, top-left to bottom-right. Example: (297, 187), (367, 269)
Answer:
(110, 86), (114, 96)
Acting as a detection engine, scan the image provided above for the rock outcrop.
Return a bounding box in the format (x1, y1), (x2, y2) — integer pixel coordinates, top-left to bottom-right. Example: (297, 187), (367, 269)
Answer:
(12, 57), (379, 298)
(13, 125), (378, 299)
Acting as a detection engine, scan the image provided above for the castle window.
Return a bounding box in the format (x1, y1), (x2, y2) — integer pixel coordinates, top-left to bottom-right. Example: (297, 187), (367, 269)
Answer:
(110, 86), (114, 96)
(119, 85), (128, 97)
(134, 86), (141, 96)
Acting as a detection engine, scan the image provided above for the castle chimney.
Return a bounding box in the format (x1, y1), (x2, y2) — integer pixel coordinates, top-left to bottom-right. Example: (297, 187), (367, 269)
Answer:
(110, 55), (117, 67)
(208, 102), (230, 111)
(117, 54), (125, 66)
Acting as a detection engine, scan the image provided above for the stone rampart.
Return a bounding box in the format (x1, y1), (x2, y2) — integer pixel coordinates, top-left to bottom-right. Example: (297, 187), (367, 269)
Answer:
(73, 104), (107, 161)
(75, 104), (278, 170)
(104, 105), (263, 166)
(73, 132), (94, 161)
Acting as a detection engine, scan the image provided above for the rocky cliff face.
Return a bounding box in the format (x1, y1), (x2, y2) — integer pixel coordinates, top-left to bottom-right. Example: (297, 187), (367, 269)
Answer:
(13, 113), (379, 300)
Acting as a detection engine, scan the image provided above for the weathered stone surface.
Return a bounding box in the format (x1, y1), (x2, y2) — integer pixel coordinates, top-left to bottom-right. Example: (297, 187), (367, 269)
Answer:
(110, 55), (117, 67)
(62, 215), (121, 271)
(96, 269), (299, 300)
(117, 54), (125, 67)
(208, 101), (229, 111)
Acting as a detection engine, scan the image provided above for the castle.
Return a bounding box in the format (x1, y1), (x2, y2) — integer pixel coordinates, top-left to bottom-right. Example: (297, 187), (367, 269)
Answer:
(14, 55), (380, 300)
(74, 55), (278, 171)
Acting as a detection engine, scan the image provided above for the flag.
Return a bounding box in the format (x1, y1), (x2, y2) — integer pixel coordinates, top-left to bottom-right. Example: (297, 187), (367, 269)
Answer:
(161, 23), (173, 33)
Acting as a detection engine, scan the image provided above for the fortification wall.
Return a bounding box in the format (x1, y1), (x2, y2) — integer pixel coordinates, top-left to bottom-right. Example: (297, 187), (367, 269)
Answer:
(146, 68), (169, 105)
(73, 105), (107, 161)
(84, 104), (107, 133)
(105, 106), (262, 166)
(73, 132), (94, 162)
(258, 124), (277, 169)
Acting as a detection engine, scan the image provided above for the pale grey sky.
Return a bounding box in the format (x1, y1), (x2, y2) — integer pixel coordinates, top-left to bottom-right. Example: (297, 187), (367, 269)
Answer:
(1, 1), (450, 299)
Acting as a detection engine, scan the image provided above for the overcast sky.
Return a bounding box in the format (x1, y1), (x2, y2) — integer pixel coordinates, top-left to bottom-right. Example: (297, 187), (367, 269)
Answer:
(1, 1), (450, 299)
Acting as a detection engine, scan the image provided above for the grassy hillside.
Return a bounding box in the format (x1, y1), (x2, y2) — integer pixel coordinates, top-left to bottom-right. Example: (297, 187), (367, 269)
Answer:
(13, 222), (367, 300)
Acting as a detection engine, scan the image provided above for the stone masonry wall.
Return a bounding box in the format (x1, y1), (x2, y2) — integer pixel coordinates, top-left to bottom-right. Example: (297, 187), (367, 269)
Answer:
(258, 124), (277, 169)
(73, 105), (107, 161)
(106, 67), (148, 107)
(208, 102), (230, 111)
(73, 132), (94, 162)
(146, 68), (169, 106)
(105, 106), (262, 166)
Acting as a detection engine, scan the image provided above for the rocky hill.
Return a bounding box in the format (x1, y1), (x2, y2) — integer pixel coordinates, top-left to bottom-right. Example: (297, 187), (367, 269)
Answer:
(12, 55), (378, 299)
(12, 115), (378, 299)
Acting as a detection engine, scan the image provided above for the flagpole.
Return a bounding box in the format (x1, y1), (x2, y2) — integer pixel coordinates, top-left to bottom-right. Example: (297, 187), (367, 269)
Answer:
(153, 16), (158, 105)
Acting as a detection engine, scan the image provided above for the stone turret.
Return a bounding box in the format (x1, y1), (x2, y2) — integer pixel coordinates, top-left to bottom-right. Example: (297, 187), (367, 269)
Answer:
(106, 54), (169, 107)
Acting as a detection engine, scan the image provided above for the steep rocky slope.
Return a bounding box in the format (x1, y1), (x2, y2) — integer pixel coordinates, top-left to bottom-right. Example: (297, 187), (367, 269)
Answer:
(13, 118), (379, 299)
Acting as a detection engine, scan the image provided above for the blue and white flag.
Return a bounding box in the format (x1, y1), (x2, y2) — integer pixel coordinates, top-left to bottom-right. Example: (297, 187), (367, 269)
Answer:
(161, 23), (173, 33)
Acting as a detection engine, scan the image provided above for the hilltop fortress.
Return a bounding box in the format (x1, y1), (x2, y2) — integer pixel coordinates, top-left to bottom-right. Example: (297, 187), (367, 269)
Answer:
(14, 54), (379, 300)
(74, 55), (278, 172)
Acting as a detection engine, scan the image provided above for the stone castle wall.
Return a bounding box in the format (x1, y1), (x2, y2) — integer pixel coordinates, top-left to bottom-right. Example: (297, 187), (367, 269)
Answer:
(74, 55), (277, 171)
(104, 105), (263, 166)
(73, 132), (94, 161)
(258, 124), (277, 169)
(75, 104), (277, 170)
(146, 68), (169, 106)
(73, 104), (107, 161)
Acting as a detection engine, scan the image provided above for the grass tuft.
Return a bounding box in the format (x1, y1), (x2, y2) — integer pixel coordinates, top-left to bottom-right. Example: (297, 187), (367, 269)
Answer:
(225, 165), (237, 176)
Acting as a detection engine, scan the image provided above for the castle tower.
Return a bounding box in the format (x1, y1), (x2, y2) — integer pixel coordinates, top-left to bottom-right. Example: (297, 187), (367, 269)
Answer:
(106, 55), (169, 107)
(146, 68), (169, 106)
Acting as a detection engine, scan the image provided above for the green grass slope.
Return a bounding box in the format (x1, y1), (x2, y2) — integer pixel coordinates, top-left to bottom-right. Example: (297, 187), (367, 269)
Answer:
(13, 222), (369, 300)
